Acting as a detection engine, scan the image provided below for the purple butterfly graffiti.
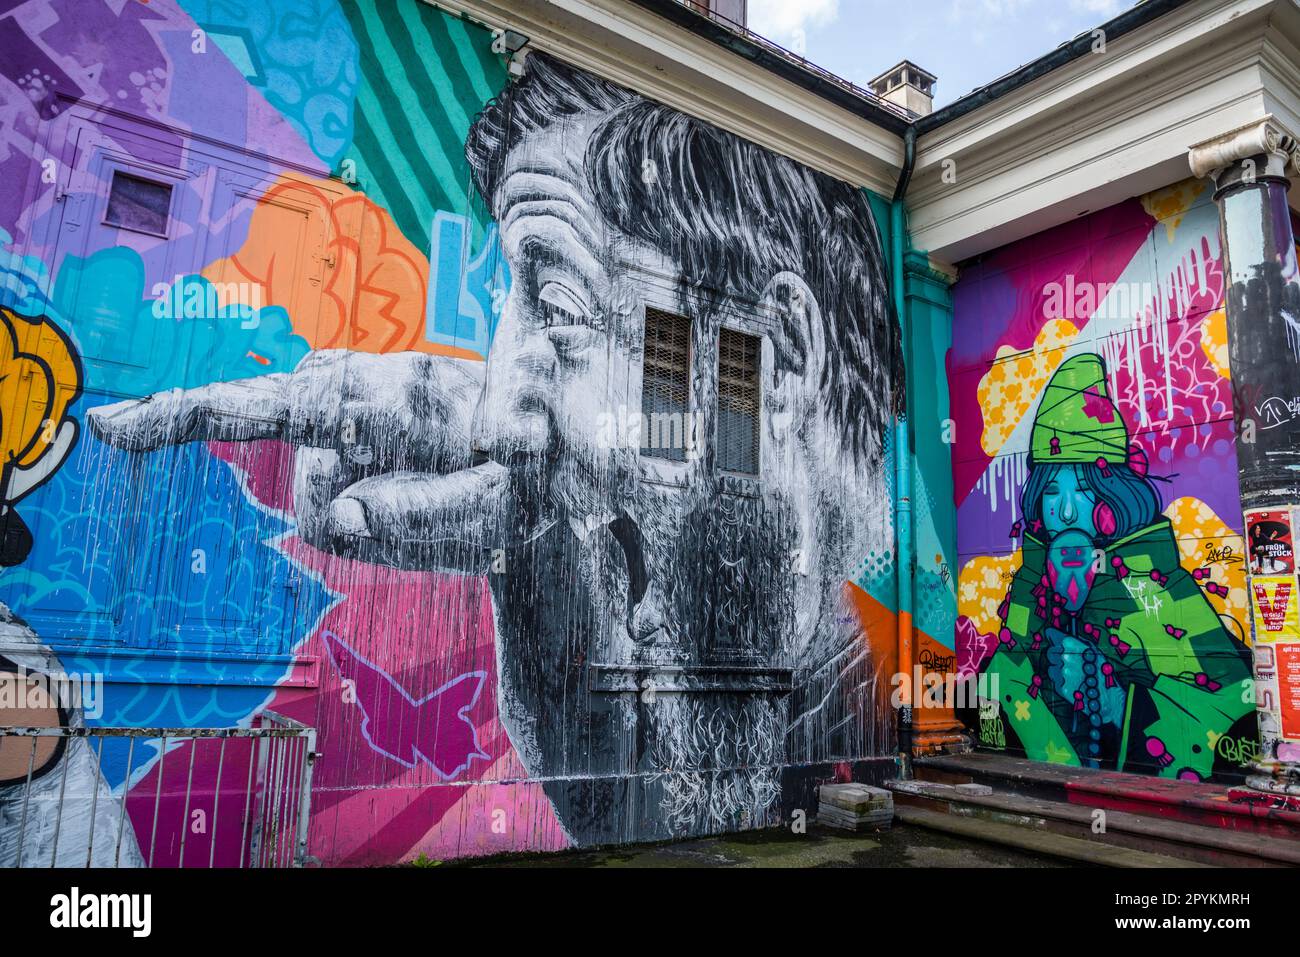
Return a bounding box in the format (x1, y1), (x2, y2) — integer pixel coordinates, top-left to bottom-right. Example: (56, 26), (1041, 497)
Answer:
(323, 631), (489, 779)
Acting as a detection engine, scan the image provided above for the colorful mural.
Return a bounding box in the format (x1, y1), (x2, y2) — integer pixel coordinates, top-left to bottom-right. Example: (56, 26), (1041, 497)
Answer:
(0, 306), (81, 567)
(953, 180), (1257, 779)
(0, 0), (905, 864)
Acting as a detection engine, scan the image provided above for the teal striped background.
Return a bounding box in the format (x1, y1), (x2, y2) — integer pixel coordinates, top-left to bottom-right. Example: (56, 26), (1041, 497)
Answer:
(339, 0), (509, 254)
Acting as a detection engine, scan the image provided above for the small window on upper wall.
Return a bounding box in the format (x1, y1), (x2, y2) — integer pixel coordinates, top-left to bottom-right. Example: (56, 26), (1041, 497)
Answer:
(717, 327), (760, 475)
(104, 171), (172, 237)
(641, 308), (692, 463)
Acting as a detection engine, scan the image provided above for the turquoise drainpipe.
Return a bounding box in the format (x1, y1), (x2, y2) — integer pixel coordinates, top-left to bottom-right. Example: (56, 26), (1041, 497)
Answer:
(891, 126), (916, 779)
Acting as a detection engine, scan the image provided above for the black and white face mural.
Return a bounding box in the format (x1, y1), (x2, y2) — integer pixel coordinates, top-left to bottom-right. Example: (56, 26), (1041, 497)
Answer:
(89, 53), (903, 844)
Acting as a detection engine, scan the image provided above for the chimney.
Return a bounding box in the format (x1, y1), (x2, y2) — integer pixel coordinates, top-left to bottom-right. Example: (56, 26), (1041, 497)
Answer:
(683, 0), (747, 29)
(869, 60), (936, 118)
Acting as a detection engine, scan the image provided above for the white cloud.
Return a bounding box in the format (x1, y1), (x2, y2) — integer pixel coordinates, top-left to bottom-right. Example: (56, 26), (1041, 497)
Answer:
(748, 0), (840, 46)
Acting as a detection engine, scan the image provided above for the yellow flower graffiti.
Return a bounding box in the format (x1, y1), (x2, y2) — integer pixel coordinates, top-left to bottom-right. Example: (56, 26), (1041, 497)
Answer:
(977, 318), (1078, 456)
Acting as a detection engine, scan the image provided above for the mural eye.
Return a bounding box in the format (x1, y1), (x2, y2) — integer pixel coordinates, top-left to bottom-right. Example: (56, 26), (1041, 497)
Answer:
(539, 282), (602, 333)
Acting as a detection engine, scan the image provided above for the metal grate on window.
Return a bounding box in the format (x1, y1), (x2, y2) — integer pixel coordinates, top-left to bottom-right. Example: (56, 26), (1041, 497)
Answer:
(717, 327), (760, 475)
(641, 308), (692, 463)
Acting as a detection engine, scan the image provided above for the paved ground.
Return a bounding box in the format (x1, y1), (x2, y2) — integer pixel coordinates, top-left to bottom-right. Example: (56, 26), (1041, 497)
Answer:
(443, 822), (1066, 868)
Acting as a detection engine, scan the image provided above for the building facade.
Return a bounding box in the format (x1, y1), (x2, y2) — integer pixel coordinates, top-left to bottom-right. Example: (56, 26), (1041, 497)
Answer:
(1, 0), (1298, 866)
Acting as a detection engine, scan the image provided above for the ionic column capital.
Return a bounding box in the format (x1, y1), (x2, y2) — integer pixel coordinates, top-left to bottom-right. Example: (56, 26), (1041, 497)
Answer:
(1188, 117), (1300, 182)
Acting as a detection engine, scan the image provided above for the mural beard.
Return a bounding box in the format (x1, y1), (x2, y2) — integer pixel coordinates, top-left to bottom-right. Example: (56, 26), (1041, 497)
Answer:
(648, 695), (784, 835)
(489, 441), (803, 841)
(454, 56), (900, 841)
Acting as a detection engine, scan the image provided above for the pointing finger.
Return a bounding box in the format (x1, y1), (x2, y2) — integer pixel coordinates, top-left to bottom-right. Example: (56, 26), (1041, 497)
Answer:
(86, 375), (290, 451)
(324, 464), (545, 570)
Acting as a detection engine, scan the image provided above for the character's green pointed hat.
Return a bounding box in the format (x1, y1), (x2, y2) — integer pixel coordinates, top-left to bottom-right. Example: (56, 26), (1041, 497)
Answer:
(1028, 354), (1129, 465)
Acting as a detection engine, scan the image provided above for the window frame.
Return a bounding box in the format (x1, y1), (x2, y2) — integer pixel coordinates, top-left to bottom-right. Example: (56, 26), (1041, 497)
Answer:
(102, 168), (177, 239)
(629, 272), (777, 492)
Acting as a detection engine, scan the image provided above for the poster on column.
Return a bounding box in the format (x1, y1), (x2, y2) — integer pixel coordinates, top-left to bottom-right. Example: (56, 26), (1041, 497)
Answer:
(1251, 577), (1300, 639)
(1276, 643), (1300, 741)
(1247, 508), (1295, 575)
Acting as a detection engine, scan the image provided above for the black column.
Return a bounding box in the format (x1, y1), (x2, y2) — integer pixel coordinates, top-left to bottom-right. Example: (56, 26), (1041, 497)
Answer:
(1209, 135), (1300, 794)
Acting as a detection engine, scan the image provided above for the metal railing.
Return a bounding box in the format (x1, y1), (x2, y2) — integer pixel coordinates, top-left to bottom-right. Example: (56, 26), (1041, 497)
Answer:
(0, 712), (317, 868)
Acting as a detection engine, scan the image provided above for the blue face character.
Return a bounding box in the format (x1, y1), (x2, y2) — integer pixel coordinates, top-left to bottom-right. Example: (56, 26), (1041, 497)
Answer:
(1039, 467), (1101, 613)
(1040, 466), (1097, 538)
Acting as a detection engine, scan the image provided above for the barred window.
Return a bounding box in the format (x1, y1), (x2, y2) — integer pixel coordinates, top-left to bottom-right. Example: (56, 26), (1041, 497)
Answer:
(641, 308), (692, 463)
(717, 327), (760, 475)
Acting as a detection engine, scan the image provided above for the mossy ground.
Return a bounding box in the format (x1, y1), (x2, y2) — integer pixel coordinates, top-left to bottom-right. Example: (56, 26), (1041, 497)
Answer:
(436, 822), (1065, 868)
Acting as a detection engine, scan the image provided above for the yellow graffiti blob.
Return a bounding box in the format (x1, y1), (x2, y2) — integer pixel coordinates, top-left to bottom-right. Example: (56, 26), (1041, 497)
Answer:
(1, 307), (81, 480)
(978, 318), (1078, 456)
(1140, 178), (1209, 242)
(1164, 496), (1250, 644)
(957, 551), (1022, 637)
(1199, 308), (1231, 380)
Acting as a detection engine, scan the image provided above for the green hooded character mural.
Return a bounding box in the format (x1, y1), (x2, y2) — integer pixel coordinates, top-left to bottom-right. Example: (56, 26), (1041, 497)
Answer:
(979, 354), (1254, 781)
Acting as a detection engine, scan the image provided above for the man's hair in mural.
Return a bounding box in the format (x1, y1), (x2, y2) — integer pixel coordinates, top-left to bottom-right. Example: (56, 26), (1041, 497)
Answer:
(465, 51), (903, 465)
(1021, 459), (1162, 547)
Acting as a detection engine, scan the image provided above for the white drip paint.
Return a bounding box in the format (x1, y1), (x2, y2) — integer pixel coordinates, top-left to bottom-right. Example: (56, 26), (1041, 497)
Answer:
(1095, 230), (1221, 430)
(974, 451), (1027, 517)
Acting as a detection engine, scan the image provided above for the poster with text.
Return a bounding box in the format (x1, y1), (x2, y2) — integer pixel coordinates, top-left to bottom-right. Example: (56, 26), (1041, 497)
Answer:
(1276, 642), (1300, 741)
(1251, 576), (1300, 640)
(1247, 508), (1296, 575)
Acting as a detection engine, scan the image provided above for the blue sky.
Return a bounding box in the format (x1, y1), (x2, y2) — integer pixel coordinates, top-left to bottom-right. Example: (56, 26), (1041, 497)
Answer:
(747, 0), (1137, 107)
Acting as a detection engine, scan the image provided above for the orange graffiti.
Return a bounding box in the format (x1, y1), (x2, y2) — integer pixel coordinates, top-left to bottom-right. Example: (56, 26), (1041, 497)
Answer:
(202, 173), (483, 362)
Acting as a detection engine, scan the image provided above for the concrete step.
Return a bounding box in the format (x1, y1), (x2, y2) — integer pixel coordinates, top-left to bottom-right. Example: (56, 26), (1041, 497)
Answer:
(915, 752), (1300, 840)
(889, 779), (1297, 867)
(894, 805), (1214, 868)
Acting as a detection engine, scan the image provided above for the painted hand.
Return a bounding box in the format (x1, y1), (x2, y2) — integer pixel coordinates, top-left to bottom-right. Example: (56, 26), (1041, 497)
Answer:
(1040, 625), (1075, 697)
(86, 350), (510, 569)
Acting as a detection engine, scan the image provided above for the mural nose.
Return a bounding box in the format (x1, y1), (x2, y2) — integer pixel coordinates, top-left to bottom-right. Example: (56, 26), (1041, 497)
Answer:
(472, 395), (552, 466)
(473, 326), (556, 465)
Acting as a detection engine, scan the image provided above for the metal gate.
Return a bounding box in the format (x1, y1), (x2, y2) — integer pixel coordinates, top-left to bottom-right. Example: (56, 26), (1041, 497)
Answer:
(0, 712), (317, 867)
